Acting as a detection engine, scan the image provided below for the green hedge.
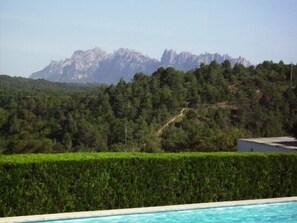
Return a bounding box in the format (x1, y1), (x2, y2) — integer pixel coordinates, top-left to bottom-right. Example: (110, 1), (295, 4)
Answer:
(0, 152), (297, 217)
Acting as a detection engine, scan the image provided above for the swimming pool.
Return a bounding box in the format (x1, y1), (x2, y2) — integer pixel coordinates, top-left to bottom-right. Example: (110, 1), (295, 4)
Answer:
(2, 197), (297, 223)
(39, 201), (297, 223)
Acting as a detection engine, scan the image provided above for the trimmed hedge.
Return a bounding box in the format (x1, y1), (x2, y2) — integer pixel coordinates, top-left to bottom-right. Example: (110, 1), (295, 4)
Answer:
(0, 152), (297, 217)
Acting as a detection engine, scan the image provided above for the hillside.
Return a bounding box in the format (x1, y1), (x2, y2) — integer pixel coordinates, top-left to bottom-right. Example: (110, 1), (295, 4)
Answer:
(0, 60), (296, 153)
(0, 75), (102, 95)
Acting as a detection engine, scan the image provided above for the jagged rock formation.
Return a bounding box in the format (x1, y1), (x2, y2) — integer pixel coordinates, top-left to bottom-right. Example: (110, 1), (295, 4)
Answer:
(31, 48), (251, 83)
(161, 49), (250, 70)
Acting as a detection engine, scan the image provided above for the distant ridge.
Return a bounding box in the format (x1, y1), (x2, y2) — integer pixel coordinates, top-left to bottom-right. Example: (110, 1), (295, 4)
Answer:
(30, 48), (251, 83)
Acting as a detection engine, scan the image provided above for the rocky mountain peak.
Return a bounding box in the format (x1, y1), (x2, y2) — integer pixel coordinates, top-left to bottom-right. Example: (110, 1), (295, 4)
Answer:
(114, 48), (139, 56)
(161, 49), (177, 65)
(30, 47), (252, 83)
(113, 48), (155, 62)
(72, 48), (109, 60)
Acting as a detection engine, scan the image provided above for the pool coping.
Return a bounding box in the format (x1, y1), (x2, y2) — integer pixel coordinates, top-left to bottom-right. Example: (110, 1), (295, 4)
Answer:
(2, 196), (297, 223)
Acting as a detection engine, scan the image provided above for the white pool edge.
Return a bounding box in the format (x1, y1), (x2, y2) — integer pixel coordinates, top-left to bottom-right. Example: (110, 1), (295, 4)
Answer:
(2, 196), (297, 223)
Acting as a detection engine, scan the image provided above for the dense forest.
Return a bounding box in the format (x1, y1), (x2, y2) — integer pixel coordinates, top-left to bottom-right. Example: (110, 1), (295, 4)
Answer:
(0, 60), (296, 154)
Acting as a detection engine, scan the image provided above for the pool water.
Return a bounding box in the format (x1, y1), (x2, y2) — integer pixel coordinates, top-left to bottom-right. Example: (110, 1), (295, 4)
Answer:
(41, 201), (297, 223)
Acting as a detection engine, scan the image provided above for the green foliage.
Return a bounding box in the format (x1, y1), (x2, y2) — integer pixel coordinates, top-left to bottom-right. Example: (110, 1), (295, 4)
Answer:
(0, 152), (296, 217)
(0, 75), (101, 95)
(0, 61), (297, 153)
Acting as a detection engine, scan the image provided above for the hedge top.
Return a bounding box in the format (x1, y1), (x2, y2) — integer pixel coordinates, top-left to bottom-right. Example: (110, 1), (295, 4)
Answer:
(1, 152), (296, 164)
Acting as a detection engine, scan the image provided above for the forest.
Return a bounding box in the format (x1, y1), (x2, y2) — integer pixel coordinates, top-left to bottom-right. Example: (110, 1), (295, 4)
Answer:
(0, 60), (296, 154)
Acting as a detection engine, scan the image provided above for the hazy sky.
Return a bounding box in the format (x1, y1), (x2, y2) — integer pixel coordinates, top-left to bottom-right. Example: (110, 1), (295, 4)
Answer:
(0, 0), (297, 77)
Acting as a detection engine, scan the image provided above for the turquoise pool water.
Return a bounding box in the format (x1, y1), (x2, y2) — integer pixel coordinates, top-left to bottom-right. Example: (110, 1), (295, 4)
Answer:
(41, 201), (297, 223)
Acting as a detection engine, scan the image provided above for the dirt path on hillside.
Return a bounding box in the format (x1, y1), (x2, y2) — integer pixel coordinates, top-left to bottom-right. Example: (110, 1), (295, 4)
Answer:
(156, 108), (188, 136)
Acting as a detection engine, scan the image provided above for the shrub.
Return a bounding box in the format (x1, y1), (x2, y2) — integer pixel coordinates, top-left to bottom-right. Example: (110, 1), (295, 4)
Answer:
(0, 152), (296, 217)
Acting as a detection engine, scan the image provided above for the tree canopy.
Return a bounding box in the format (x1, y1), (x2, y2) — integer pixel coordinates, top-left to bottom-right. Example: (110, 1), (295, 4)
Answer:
(0, 60), (296, 153)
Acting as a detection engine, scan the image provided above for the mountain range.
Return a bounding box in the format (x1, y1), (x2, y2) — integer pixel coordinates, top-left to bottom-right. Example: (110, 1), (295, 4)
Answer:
(30, 48), (251, 83)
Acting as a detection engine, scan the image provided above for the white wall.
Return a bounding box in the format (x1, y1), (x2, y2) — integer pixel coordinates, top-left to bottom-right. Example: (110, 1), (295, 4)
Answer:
(237, 140), (297, 153)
